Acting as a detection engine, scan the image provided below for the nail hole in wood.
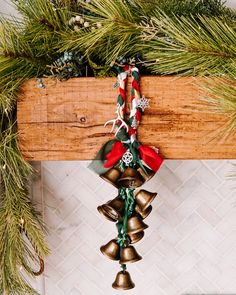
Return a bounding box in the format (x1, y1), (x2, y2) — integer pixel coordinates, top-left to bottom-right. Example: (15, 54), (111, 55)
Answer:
(80, 117), (86, 123)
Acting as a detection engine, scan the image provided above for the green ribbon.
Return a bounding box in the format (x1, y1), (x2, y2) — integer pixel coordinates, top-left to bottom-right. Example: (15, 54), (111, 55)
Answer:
(116, 128), (130, 142)
(118, 160), (126, 172)
(128, 142), (139, 165)
(88, 139), (116, 175)
(117, 187), (135, 273)
(117, 188), (135, 248)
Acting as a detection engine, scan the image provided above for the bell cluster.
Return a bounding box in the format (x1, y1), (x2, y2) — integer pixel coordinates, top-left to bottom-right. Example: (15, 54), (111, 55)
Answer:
(97, 166), (157, 290)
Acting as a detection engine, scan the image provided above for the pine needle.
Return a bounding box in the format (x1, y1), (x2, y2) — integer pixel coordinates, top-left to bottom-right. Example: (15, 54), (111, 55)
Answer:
(143, 12), (236, 75)
(200, 77), (236, 140)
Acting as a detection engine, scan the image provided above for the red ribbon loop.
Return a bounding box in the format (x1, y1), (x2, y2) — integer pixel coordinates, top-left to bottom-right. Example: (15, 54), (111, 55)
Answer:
(104, 141), (127, 168)
(139, 145), (163, 172)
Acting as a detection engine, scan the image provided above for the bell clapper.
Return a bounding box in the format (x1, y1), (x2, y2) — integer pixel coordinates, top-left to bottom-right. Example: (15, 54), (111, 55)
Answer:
(121, 263), (127, 273)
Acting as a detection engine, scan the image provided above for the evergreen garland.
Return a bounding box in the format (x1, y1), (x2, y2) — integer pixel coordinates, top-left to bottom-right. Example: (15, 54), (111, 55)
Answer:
(0, 0), (236, 293)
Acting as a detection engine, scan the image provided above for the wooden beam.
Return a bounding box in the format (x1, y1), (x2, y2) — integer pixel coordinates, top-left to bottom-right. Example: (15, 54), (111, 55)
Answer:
(17, 76), (236, 160)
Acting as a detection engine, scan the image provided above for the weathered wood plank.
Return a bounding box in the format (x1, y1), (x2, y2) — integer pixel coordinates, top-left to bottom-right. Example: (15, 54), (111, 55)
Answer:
(17, 76), (236, 160)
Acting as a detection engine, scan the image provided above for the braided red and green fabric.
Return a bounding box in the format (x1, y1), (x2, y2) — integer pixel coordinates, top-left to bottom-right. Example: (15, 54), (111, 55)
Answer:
(104, 63), (163, 172)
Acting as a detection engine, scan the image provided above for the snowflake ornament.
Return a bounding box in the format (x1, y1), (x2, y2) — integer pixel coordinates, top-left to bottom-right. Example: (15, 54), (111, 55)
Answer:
(137, 95), (150, 112)
(122, 150), (133, 166)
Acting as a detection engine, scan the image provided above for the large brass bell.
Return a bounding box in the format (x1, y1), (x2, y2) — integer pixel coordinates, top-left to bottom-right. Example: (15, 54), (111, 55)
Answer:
(128, 231), (145, 244)
(100, 239), (120, 261)
(100, 167), (121, 188)
(120, 245), (142, 264)
(127, 216), (148, 235)
(117, 167), (144, 188)
(135, 190), (157, 211)
(97, 197), (124, 222)
(137, 167), (155, 182)
(135, 204), (152, 219)
(112, 271), (135, 290)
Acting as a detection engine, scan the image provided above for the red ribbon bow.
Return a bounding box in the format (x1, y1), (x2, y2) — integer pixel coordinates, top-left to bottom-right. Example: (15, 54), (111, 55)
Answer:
(139, 145), (163, 172)
(104, 141), (127, 168)
(104, 141), (163, 173)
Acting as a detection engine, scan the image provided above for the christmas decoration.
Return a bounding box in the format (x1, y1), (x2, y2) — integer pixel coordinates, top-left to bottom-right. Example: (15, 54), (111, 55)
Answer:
(95, 62), (163, 290)
(0, 0), (235, 293)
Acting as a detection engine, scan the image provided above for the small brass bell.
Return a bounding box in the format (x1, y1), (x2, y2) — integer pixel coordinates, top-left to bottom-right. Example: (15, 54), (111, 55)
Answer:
(97, 206), (117, 222)
(97, 197), (124, 222)
(135, 190), (157, 211)
(100, 167), (121, 188)
(112, 271), (135, 290)
(118, 167), (144, 188)
(127, 216), (148, 235)
(100, 239), (120, 261)
(120, 245), (142, 264)
(135, 204), (152, 219)
(137, 167), (155, 182)
(128, 231), (145, 244)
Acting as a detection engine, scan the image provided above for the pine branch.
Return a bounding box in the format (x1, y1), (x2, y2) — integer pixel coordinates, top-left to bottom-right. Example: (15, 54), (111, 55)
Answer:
(0, 56), (43, 114)
(133, 0), (236, 18)
(15, 0), (70, 31)
(58, 0), (236, 65)
(0, 17), (52, 293)
(0, 18), (57, 66)
(59, 0), (142, 62)
(143, 12), (236, 76)
(201, 77), (236, 139)
(0, 122), (49, 295)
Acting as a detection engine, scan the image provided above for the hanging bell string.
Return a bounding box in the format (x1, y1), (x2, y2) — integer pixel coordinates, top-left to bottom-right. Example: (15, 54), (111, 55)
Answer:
(116, 188), (135, 280)
(117, 188), (135, 246)
(117, 188), (128, 246)
(121, 263), (127, 273)
(104, 64), (143, 144)
(126, 188), (135, 217)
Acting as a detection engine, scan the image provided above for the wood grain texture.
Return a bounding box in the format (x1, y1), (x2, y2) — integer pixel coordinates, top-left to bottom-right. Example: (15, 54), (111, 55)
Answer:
(17, 76), (236, 160)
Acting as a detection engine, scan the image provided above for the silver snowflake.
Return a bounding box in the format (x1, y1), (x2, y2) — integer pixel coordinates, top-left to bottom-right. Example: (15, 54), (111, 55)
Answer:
(122, 150), (133, 166)
(137, 95), (150, 112)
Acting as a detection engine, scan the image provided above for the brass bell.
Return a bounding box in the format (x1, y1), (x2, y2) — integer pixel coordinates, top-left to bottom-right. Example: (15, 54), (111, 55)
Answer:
(135, 190), (157, 211)
(117, 167), (144, 188)
(128, 231), (145, 244)
(120, 245), (142, 264)
(97, 197), (124, 222)
(97, 206), (117, 222)
(137, 167), (155, 182)
(127, 216), (148, 235)
(100, 239), (120, 261)
(112, 271), (135, 290)
(100, 167), (121, 187)
(135, 204), (152, 219)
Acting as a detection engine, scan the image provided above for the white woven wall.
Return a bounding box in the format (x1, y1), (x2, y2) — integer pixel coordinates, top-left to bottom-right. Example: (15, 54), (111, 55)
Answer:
(227, 0), (236, 8)
(31, 160), (236, 295)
